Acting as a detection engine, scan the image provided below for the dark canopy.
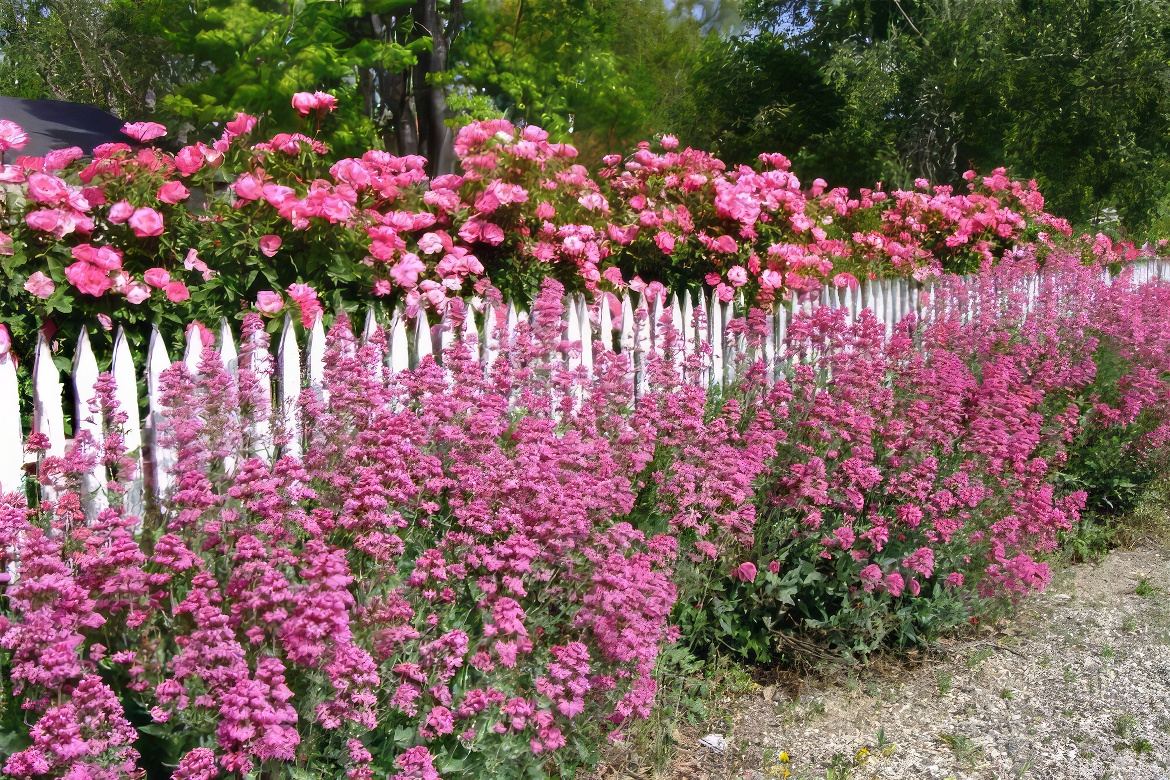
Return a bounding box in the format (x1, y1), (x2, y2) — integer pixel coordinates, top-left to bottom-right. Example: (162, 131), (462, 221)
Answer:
(0, 97), (126, 158)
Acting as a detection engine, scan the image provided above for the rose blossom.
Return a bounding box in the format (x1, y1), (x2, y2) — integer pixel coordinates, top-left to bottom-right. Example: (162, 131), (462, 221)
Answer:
(256, 291), (283, 313)
(129, 207), (165, 237)
(734, 562), (757, 583)
(108, 200), (134, 223)
(125, 282), (152, 304)
(164, 281), (190, 303)
(0, 119), (29, 151)
(144, 268), (171, 288)
(158, 181), (191, 204)
(121, 121), (167, 142)
(24, 271), (55, 298)
(64, 262), (113, 297)
(259, 235), (282, 257)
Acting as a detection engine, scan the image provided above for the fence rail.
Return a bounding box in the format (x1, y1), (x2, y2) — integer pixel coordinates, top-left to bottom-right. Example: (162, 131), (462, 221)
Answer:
(2, 259), (1166, 504)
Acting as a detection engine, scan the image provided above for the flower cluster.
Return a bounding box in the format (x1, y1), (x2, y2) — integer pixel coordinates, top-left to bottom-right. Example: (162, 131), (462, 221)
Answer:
(1, 105), (1150, 362)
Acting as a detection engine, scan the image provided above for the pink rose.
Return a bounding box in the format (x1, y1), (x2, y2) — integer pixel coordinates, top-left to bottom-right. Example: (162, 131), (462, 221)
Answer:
(661, 134), (679, 150)
(129, 207), (164, 237)
(24, 209), (63, 235)
(735, 562), (757, 583)
(71, 243), (122, 271)
(0, 231), (12, 256)
(164, 281), (190, 303)
(185, 320), (213, 348)
(256, 291), (283, 313)
(0, 120), (29, 152)
(81, 187), (106, 207)
(24, 271), (55, 298)
(654, 231), (675, 255)
(768, 560), (781, 575)
(225, 113), (258, 136)
(0, 324), (9, 357)
(259, 234), (282, 257)
(390, 254), (427, 288)
(108, 200), (134, 224)
(286, 282), (323, 326)
(313, 91), (338, 112)
(97, 314), (113, 331)
(174, 145), (204, 176)
(183, 248), (213, 281)
(121, 121), (167, 142)
(64, 262), (113, 297)
(727, 265), (748, 287)
(233, 174), (264, 201)
(859, 564), (883, 592)
(26, 172), (68, 204)
(291, 92), (319, 115)
(157, 181), (190, 204)
(144, 268), (171, 288)
(418, 232), (445, 255)
(884, 572), (905, 597)
(44, 147), (83, 171)
(125, 282), (151, 304)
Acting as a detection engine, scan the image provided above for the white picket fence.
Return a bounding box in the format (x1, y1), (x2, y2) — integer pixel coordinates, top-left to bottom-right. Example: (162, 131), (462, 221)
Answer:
(1, 259), (1166, 503)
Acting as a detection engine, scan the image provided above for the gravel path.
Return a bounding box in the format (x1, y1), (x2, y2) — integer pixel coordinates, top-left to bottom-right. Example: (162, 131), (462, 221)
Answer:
(667, 547), (1170, 780)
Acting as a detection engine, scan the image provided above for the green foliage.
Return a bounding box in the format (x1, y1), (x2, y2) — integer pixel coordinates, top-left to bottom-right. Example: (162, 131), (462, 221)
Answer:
(453, 0), (703, 160)
(0, 0), (182, 117)
(677, 0), (1170, 233)
(159, 0), (419, 155)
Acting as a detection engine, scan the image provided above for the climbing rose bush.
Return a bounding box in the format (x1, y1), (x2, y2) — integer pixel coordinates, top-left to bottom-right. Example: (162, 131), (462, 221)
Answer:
(0, 104), (1152, 363)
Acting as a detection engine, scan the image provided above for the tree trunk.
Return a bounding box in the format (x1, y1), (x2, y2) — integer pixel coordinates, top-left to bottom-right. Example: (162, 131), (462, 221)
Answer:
(412, 0), (455, 175)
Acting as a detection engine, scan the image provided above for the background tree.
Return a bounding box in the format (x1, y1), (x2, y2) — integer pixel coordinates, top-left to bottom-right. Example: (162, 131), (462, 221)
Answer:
(0, 0), (180, 118)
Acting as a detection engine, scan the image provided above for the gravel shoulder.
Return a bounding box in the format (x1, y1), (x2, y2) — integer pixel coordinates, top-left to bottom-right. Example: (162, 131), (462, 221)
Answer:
(665, 547), (1170, 780)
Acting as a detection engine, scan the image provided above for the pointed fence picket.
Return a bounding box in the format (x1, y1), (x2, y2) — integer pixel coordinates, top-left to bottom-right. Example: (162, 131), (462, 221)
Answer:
(3, 258), (1166, 508)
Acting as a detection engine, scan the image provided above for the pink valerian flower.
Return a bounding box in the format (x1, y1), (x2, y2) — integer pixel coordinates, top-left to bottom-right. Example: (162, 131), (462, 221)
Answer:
(122, 121), (167, 142)
(4, 676), (139, 778)
(172, 748), (217, 780)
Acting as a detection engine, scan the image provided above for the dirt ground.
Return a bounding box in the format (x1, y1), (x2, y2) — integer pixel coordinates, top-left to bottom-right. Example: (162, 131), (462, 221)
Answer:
(641, 547), (1170, 780)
